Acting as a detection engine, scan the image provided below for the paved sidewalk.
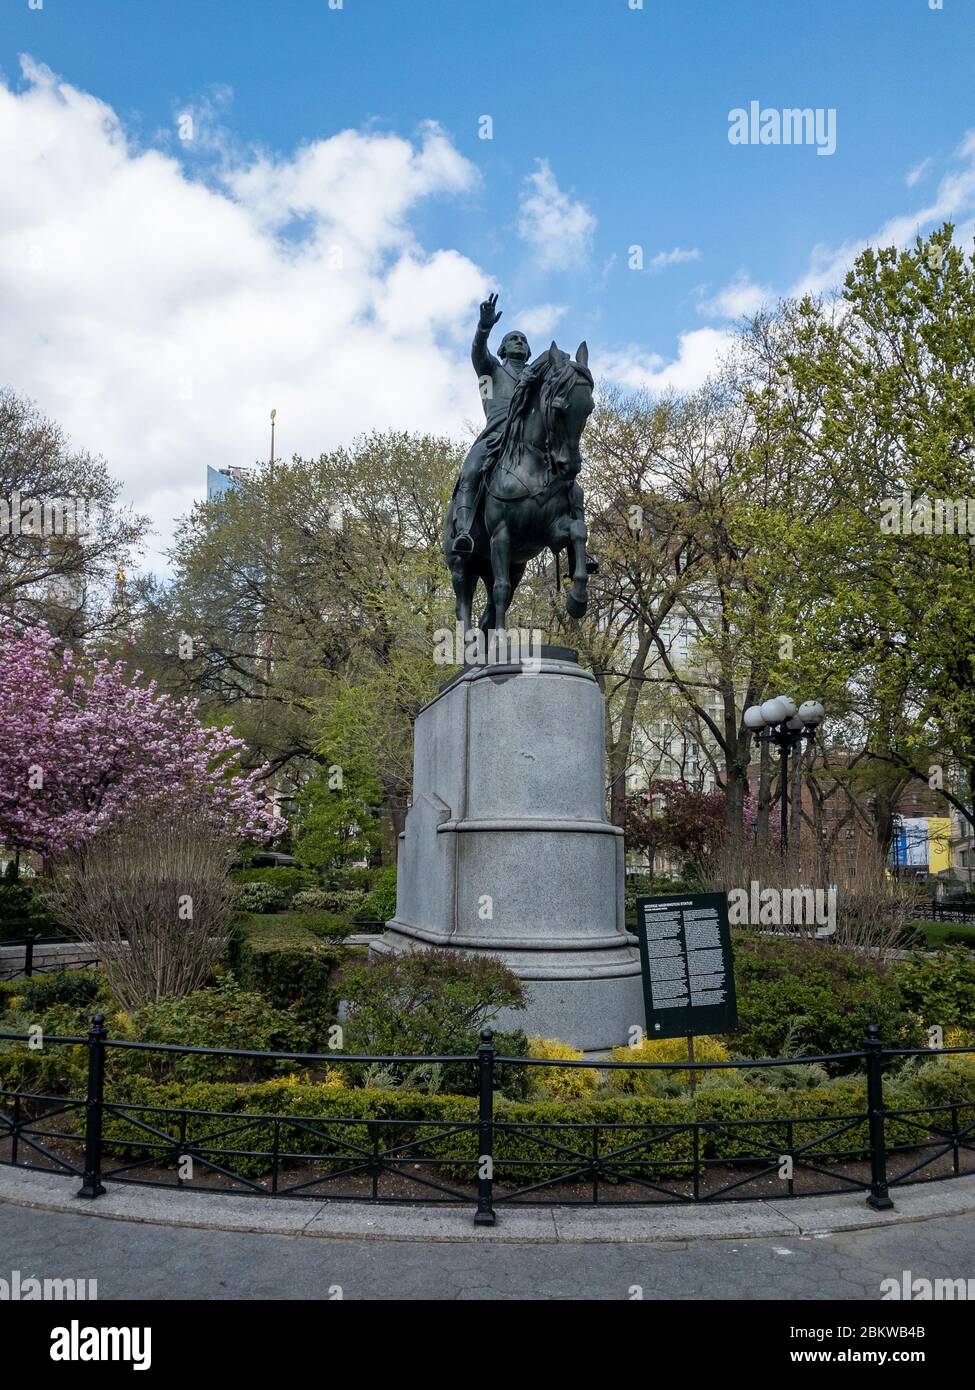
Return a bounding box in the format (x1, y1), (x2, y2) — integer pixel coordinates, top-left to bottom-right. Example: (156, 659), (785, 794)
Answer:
(2, 1166), (975, 1242)
(1, 1194), (973, 1300)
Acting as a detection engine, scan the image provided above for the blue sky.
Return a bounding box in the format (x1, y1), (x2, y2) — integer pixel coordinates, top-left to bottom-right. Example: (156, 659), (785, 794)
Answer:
(1, 0), (973, 567)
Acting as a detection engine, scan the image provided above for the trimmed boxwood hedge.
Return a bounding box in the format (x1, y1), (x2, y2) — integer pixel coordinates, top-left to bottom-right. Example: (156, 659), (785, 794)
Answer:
(66, 1059), (975, 1186)
(228, 917), (365, 1044)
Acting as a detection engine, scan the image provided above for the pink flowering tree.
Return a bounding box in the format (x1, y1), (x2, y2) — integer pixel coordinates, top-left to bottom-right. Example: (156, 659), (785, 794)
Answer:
(0, 622), (283, 861)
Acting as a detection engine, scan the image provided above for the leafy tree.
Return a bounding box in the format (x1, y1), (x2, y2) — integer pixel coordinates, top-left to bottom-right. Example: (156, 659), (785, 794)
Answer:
(0, 389), (148, 638)
(780, 225), (975, 834)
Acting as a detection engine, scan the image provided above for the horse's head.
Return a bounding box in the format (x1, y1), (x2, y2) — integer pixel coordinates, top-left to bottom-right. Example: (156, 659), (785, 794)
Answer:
(542, 340), (594, 476)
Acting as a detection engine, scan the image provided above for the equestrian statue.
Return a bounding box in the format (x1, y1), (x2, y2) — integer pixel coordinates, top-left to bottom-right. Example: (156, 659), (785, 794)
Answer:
(444, 293), (596, 640)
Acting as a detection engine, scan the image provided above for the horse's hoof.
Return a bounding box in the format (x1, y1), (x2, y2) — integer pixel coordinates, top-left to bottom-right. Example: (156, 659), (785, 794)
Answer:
(565, 590), (588, 619)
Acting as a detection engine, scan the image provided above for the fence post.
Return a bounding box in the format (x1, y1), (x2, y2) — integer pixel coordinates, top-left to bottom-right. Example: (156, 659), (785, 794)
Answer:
(474, 1028), (496, 1226)
(23, 925), (34, 979)
(77, 1012), (107, 1199)
(865, 1024), (893, 1211)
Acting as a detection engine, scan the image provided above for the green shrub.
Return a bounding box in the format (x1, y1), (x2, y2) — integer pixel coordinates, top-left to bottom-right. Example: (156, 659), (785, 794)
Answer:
(363, 866), (397, 922)
(332, 866), (376, 893)
(236, 881), (286, 914)
(8, 1045), (975, 1189)
(731, 932), (922, 1068)
(0, 881), (62, 941)
(113, 979), (312, 1082)
(894, 947), (975, 1029)
(281, 911), (365, 940)
(337, 948), (527, 1093)
(0, 1001), (93, 1093)
(230, 867), (314, 903)
(83, 1068), (970, 1188)
(944, 931), (975, 951)
(290, 888), (368, 917)
(339, 948), (524, 1054)
(0, 968), (106, 1016)
(228, 917), (364, 1045)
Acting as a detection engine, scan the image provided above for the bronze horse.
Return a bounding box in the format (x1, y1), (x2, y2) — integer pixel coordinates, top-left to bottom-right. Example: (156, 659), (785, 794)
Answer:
(444, 340), (595, 639)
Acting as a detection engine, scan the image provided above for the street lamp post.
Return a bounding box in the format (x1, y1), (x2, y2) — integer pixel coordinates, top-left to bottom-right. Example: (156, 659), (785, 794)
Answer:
(743, 697), (825, 853)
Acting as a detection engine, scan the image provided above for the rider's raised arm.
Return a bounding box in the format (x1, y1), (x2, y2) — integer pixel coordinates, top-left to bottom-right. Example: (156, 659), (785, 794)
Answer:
(472, 294), (502, 378)
(471, 321), (499, 378)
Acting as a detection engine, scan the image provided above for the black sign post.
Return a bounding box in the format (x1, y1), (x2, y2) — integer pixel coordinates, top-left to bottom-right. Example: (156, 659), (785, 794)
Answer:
(633, 892), (738, 1050)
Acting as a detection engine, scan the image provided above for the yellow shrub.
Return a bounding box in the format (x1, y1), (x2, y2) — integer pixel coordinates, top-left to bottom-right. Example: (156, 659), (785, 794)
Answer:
(528, 1036), (599, 1100)
(944, 1025), (975, 1050)
(609, 1035), (732, 1091)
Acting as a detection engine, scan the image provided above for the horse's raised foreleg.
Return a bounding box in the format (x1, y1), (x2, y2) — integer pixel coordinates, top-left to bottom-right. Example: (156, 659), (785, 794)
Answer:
(557, 483), (590, 619)
(564, 514), (589, 619)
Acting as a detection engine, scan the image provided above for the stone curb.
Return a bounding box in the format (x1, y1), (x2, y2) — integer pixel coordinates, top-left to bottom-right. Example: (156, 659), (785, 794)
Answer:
(1, 1167), (974, 1244)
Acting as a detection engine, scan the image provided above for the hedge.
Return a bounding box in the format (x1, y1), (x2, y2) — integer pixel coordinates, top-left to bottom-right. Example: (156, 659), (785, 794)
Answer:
(39, 1057), (972, 1187)
(731, 931), (923, 1065)
(227, 916), (365, 1044)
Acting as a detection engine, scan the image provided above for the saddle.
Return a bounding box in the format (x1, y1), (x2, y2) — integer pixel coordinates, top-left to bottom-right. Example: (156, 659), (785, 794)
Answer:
(485, 443), (558, 502)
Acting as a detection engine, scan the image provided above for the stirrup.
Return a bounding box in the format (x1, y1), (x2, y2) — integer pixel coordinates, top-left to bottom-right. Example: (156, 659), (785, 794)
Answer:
(452, 530), (475, 555)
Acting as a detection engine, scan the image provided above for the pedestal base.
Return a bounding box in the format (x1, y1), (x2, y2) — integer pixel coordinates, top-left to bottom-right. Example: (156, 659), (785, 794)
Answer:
(373, 930), (644, 1052)
(379, 651), (643, 1052)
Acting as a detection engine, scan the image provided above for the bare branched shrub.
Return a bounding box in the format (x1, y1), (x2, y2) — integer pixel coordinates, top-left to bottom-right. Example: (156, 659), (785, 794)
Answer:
(51, 810), (236, 1007)
(827, 839), (918, 957)
(703, 833), (916, 959)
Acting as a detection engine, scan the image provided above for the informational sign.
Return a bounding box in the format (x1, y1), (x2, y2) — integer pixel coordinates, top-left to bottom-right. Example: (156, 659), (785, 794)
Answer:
(633, 892), (738, 1041)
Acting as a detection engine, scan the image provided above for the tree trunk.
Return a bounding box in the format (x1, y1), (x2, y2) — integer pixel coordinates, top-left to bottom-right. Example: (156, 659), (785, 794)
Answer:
(607, 628), (653, 827)
(757, 739), (771, 845)
(791, 742), (803, 863)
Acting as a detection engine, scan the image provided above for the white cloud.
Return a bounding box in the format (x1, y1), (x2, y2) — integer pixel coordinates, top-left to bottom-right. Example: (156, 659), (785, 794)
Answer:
(691, 134), (975, 323)
(0, 60), (487, 573)
(517, 159), (596, 271)
(598, 328), (734, 394)
(791, 139), (975, 299)
(697, 272), (771, 319)
(649, 246), (701, 272)
(515, 303), (567, 339)
(906, 157), (932, 188)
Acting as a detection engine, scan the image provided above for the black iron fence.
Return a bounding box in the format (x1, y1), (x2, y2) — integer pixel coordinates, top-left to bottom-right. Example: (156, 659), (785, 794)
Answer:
(0, 928), (100, 982)
(0, 1021), (973, 1225)
(929, 898), (975, 926)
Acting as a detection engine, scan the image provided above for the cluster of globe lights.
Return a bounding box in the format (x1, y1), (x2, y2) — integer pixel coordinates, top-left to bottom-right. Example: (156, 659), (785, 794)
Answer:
(743, 696), (825, 734)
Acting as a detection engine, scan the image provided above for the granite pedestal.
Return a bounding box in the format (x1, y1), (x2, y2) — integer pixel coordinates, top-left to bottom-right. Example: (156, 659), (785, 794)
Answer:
(374, 648), (643, 1051)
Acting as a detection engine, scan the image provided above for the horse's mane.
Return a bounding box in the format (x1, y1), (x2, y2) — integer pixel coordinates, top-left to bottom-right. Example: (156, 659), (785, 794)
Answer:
(486, 349), (590, 475)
